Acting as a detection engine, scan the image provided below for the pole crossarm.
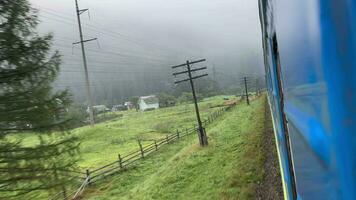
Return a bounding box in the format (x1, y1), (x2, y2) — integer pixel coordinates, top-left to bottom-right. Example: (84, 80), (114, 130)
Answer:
(171, 59), (206, 69)
(170, 59), (208, 146)
(172, 67), (207, 76)
(79, 8), (89, 15)
(72, 38), (98, 45)
(174, 74), (208, 84)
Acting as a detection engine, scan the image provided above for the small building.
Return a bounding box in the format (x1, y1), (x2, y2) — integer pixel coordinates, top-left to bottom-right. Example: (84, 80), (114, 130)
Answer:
(87, 105), (110, 114)
(138, 95), (159, 111)
(124, 101), (134, 110)
(112, 104), (127, 112)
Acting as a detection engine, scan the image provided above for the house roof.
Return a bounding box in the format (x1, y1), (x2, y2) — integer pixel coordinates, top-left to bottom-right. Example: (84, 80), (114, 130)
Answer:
(139, 95), (159, 104)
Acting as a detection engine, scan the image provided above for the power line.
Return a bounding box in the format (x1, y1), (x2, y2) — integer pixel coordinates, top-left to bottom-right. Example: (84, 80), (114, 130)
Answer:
(36, 6), (199, 57)
(52, 43), (172, 63)
(59, 70), (168, 75)
(52, 38), (176, 61)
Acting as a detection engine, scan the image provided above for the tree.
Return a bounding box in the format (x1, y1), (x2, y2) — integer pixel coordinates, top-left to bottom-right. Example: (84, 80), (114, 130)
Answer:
(172, 77), (217, 98)
(157, 92), (176, 107)
(0, 1), (79, 199)
(177, 92), (203, 104)
(129, 96), (139, 111)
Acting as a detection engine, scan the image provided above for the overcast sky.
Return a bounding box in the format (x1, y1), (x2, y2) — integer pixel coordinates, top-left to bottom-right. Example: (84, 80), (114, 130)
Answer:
(28, 0), (264, 101)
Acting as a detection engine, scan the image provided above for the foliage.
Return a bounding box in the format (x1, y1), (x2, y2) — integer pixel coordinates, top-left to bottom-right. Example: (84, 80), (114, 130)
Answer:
(66, 104), (88, 128)
(129, 96), (139, 111)
(177, 92), (203, 104)
(157, 92), (176, 108)
(11, 96), (233, 199)
(172, 77), (217, 98)
(83, 97), (266, 200)
(0, 1), (78, 199)
(49, 96), (229, 170)
(96, 112), (123, 123)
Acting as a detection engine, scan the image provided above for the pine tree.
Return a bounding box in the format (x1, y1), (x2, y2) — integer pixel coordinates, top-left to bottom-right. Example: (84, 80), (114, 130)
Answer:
(0, 0), (79, 199)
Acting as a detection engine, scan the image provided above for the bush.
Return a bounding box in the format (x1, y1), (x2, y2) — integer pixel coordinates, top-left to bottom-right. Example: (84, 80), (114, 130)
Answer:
(66, 104), (88, 128)
(144, 108), (156, 112)
(153, 121), (174, 133)
(157, 92), (176, 107)
(177, 92), (203, 104)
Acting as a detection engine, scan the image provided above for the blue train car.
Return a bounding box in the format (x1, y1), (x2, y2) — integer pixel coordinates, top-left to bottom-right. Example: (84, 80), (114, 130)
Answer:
(258, 0), (356, 199)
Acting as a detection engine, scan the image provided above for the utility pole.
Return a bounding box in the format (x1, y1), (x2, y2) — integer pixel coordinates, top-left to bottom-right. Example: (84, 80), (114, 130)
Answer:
(255, 78), (259, 96)
(212, 64), (217, 83)
(212, 64), (219, 91)
(171, 59), (208, 146)
(74, 0), (97, 126)
(244, 77), (250, 105)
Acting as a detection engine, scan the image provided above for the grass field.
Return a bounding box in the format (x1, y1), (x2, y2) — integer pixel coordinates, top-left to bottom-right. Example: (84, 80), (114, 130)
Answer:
(6, 95), (269, 199)
(81, 96), (267, 200)
(8, 96), (234, 170)
(74, 96), (235, 170)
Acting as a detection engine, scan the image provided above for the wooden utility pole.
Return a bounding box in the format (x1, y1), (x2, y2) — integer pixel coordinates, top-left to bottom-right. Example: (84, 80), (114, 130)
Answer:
(212, 64), (217, 83)
(244, 77), (250, 105)
(74, 0), (97, 126)
(212, 64), (220, 91)
(171, 59), (208, 146)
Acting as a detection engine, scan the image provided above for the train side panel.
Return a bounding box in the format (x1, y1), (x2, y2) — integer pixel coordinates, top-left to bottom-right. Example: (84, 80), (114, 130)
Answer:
(259, 0), (356, 199)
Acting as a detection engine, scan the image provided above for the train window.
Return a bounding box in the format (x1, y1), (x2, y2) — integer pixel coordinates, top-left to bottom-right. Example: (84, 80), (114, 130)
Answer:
(271, 33), (298, 199)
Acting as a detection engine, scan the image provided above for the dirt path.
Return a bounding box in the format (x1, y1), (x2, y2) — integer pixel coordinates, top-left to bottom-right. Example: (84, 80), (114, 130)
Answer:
(255, 98), (284, 200)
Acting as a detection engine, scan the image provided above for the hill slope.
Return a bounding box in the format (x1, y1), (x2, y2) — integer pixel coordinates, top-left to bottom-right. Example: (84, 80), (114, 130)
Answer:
(84, 96), (270, 200)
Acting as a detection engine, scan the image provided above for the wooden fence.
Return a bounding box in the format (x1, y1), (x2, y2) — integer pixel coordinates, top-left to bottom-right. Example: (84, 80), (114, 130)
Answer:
(54, 102), (237, 200)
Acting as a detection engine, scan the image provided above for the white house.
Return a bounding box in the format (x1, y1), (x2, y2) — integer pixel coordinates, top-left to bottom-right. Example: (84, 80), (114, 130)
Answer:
(138, 95), (159, 111)
(87, 105), (110, 114)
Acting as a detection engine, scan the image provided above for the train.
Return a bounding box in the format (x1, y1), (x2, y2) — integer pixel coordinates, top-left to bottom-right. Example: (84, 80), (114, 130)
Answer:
(258, 0), (356, 199)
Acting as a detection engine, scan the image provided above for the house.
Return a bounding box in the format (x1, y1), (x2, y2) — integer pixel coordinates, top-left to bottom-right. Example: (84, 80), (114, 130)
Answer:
(111, 104), (127, 112)
(138, 95), (159, 111)
(87, 105), (110, 114)
(124, 101), (134, 110)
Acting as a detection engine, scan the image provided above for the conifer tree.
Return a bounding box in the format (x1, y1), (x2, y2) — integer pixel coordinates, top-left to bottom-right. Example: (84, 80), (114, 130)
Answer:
(0, 0), (79, 199)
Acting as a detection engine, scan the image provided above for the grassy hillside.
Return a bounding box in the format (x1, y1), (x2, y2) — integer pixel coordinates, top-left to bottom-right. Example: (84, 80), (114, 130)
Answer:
(75, 96), (235, 169)
(8, 96), (234, 170)
(83, 96), (267, 200)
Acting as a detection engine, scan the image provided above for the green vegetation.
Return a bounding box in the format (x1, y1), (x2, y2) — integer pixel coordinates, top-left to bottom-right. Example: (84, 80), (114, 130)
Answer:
(9, 96), (233, 170)
(74, 96), (231, 169)
(7, 95), (267, 199)
(0, 1), (78, 199)
(82, 96), (267, 200)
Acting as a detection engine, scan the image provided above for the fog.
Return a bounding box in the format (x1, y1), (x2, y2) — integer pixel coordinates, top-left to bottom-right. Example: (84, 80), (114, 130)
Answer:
(29, 0), (264, 105)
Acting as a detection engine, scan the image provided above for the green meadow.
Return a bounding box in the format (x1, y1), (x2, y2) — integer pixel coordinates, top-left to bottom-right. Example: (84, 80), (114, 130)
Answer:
(8, 95), (269, 199)
(82, 96), (266, 200)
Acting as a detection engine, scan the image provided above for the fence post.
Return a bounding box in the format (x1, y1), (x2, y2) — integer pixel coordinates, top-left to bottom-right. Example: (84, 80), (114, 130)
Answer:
(176, 129), (180, 139)
(86, 169), (91, 185)
(154, 140), (158, 151)
(138, 140), (144, 158)
(118, 154), (123, 169)
(166, 135), (169, 144)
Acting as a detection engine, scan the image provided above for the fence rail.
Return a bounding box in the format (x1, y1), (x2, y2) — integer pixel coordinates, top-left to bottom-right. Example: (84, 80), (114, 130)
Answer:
(55, 101), (237, 200)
